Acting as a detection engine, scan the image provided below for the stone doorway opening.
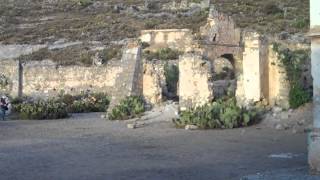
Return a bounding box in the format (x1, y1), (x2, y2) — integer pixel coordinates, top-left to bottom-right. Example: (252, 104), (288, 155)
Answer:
(212, 54), (236, 98)
(163, 62), (179, 102)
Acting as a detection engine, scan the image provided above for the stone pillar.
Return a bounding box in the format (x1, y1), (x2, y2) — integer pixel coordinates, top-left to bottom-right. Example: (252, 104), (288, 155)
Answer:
(240, 32), (264, 104)
(108, 41), (142, 111)
(143, 62), (163, 105)
(308, 0), (320, 174)
(179, 53), (214, 111)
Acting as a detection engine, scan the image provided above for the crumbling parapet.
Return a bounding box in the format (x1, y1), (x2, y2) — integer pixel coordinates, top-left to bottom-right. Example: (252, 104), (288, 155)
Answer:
(200, 6), (241, 45)
(179, 53), (214, 111)
(140, 29), (194, 52)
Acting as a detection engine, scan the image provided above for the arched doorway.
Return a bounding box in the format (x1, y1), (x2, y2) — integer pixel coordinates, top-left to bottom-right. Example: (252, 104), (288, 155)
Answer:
(212, 54), (236, 97)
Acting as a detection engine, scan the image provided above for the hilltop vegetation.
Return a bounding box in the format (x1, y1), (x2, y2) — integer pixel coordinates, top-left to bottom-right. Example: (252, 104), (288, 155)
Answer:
(211, 0), (309, 34)
(0, 0), (309, 45)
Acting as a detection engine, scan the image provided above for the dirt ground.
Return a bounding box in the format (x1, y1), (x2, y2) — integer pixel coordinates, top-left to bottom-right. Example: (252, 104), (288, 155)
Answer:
(0, 106), (314, 180)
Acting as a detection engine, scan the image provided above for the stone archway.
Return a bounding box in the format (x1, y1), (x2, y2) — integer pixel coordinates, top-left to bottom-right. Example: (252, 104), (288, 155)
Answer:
(212, 54), (237, 98)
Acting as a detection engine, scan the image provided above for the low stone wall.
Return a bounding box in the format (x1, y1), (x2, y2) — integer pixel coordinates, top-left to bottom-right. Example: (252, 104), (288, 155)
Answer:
(0, 44), (46, 60)
(140, 29), (193, 51)
(179, 53), (214, 110)
(22, 61), (123, 97)
(0, 41), (143, 106)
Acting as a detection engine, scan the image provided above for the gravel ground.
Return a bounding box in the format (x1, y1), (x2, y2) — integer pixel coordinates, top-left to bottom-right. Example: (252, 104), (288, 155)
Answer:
(0, 112), (314, 180)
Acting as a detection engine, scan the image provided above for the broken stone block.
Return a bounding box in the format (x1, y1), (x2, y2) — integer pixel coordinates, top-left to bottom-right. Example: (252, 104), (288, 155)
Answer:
(280, 112), (289, 120)
(127, 123), (137, 129)
(185, 125), (199, 130)
(275, 124), (284, 130)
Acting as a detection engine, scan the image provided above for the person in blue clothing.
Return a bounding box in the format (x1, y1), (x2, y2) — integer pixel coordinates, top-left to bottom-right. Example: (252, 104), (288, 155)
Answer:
(0, 97), (8, 121)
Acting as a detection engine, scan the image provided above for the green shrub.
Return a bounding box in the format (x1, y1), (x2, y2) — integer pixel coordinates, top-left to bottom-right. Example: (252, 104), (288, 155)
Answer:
(143, 48), (181, 61)
(289, 85), (311, 109)
(62, 93), (110, 113)
(191, 0), (202, 3)
(0, 74), (9, 88)
(141, 42), (150, 49)
(291, 17), (308, 29)
(174, 98), (259, 129)
(164, 63), (179, 95)
(273, 43), (312, 108)
(262, 2), (283, 15)
(77, 0), (92, 7)
(108, 96), (145, 120)
(144, 19), (161, 29)
(158, 48), (181, 60)
(16, 99), (68, 120)
(100, 47), (121, 62)
(79, 51), (92, 65)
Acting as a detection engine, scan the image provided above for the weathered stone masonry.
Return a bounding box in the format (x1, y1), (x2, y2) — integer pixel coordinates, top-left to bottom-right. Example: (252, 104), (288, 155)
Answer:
(1, 59), (123, 98)
(179, 54), (214, 110)
(0, 6), (312, 112)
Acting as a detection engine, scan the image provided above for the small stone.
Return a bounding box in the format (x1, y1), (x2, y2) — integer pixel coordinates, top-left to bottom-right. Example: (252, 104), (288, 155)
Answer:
(100, 114), (106, 119)
(283, 123), (290, 130)
(280, 112), (289, 120)
(272, 107), (283, 113)
(275, 124), (283, 130)
(127, 123), (137, 129)
(185, 125), (199, 130)
(241, 129), (246, 135)
(297, 119), (305, 126)
(292, 128), (298, 134)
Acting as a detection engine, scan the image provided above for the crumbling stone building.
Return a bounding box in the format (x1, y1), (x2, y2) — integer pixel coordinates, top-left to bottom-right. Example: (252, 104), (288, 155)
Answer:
(140, 6), (311, 110)
(0, 5), (311, 111)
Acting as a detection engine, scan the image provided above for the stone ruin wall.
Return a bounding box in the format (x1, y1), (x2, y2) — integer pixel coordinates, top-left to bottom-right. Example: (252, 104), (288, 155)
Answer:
(236, 32), (289, 107)
(0, 41), (144, 110)
(22, 61), (123, 97)
(143, 62), (164, 105)
(179, 54), (214, 110)
(267, 45), (291, 108)
(0, 59), (124, 98)
(140, 29), (194, 52)
(0, 6), (312, 110)
(200, 7), (242, 46)
(0, 35), (311, 110)
(142, 59), (179, 106)
(238, 32), (265, 104)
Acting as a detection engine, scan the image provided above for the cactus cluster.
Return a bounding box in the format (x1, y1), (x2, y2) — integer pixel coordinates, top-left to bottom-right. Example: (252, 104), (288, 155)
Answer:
(174, 98), (259, 129)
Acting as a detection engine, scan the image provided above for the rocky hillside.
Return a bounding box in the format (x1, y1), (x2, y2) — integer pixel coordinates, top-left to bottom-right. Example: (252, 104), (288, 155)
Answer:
(0, 0), (310, 65)
(0, 0), (309, 43)
(212, 0), (309, 34)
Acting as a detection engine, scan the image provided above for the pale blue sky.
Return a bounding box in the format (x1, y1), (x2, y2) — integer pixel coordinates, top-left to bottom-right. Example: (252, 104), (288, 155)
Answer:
(311, 0), (320, 27)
